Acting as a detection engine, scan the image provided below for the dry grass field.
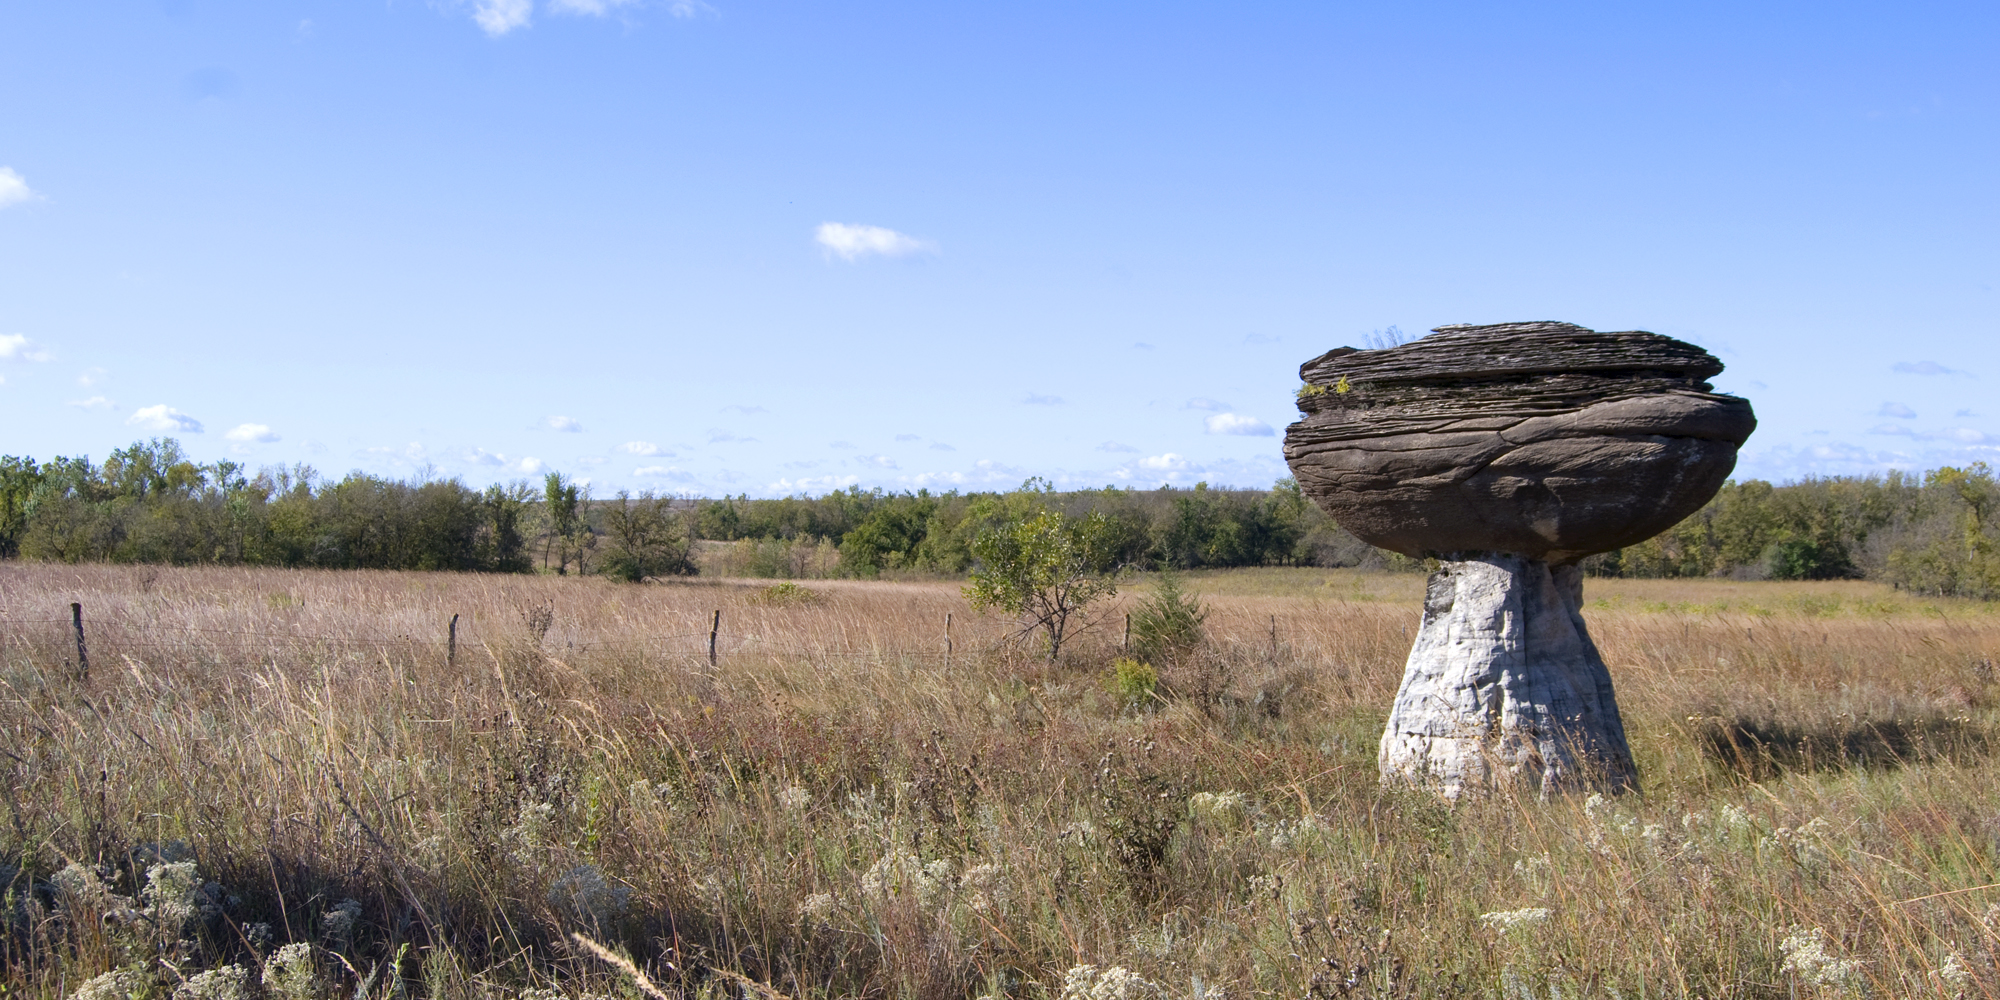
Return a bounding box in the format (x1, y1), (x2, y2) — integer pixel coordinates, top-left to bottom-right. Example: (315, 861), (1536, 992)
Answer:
(5, 563), (2000, 999)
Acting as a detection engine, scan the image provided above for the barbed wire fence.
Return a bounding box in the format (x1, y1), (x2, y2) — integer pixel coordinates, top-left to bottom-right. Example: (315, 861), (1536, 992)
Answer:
(3, 601), (1363, 682)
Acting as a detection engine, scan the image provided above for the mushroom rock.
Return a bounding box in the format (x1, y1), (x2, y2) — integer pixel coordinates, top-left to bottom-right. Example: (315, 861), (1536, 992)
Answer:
(1283, 321), (1755, 796)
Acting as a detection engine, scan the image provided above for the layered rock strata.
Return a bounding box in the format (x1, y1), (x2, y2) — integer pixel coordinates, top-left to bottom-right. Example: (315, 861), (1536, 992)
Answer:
(1282, 321), (1755, 795)
(1284, 321), (1755, 564)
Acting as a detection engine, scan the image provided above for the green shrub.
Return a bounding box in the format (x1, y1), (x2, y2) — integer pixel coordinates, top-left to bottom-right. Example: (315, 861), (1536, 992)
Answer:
(1129, 568), (1207, 663)
(1109, 657), (1158, 707)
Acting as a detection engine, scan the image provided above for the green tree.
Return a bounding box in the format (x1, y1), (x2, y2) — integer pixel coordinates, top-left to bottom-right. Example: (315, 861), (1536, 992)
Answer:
(1129, 566), (1208, 665)
(963, 484), (1118, 661)
(600, 490), (697, 582)
(543, 472), (592, 574)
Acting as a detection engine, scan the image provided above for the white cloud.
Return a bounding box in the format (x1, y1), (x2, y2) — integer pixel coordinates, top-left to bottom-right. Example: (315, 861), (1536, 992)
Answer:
(1183, 397), (1231, 411)
(620, 441), (668, 456)
(224, 423), (279, 443)
(929, 442), (956, 451)
(550, 0), (635, 13)
(863, 455), (898, 469)
(1206, 412), (1274, 436)
(895, 433), (921, 442)
(472, 0), (532, 35)
(635, 465), (697, 482)
(576, 456), (607, 467)
(0, 168), (34, 210)
(1878, 402), (1916, 419)
(768, 474), (860, 493)
(66, 396), (116, 410)
(77, 367), (106, 387)
(908, 471), (967, 487)
(0, 334), (51, 362)
(709, 431), (756, 443)
(1023, 393), (1064, 405)
(815, 222), (935, 261)
(1869, 423), (1916, 437)
(547, 415), (583, 432)
(1951, 428), (1992, 444)
(1097, 441), (1139, 453)
(551, 0), (710, 15)
(516, 457), (544, 473)
(365, 441), (428, 463)
(1893, 361), (1972, 377)
(466, 448), (508, 466)
(128, 404), (203, 433)
(1139, 453), (1189, 471)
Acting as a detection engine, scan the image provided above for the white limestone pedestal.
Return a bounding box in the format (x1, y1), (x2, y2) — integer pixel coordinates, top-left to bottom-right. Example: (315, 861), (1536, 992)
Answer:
(1379, 554), (1636, 798)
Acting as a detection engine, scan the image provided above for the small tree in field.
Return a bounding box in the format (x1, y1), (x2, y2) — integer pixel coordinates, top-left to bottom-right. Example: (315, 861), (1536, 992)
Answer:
(601, 490), (697, 582)
(964, 492), (1117, 662)
(542, 472), (594, 575)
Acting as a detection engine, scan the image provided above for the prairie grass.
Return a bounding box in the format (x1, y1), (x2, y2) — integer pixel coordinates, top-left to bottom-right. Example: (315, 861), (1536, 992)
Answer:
(3, 563), (2000, 999)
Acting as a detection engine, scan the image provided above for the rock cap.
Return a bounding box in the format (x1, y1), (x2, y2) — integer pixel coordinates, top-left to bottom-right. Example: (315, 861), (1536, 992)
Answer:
(1283, 321), (1755, 563)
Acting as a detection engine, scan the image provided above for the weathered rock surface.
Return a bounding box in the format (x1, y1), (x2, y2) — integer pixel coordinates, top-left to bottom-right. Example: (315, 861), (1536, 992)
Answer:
(1282, 321), (1756, 564)
(1380, 554), (1635, 797)
(1283, 321), (1755, 796)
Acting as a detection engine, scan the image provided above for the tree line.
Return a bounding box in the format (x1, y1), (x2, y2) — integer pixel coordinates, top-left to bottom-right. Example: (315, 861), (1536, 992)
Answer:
(2, 439), (1995, 598)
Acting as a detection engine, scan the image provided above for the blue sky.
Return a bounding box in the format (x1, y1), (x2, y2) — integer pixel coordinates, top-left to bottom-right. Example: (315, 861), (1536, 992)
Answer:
(1, 1), (1995, 496)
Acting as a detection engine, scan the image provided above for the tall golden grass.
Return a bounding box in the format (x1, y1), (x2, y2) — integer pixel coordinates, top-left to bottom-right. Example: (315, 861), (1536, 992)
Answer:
(4, 562), (1999, 999)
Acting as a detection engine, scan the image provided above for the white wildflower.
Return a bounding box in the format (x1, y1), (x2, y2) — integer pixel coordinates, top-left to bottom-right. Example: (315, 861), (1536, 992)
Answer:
(142, 862), (204, 933)
(1716, 803), (1756, 835)
(504, 801), (557, 866)
(319, 898), (363, 950)
(1187, 791), (1249, 828)
(1267, 814), (1332, 852)
(858, 848), (952, 906)
(797, 892), (836, 923)
(627, 779), (658, 806)
(241, 923), (274, 951)
(1513, 853), (1552, 893)
(53, 862), (120, 907)
(1059, 965), (1159, 1000)
(262, 942), (320, 1000)
(174, 965), (253, 1000)
(1583, 793), (1640, 839)
(1938, 952), (1972, 998)
(549, 865), (631, 926)
(843, 788), (884, 822)
(959, 863), (1009, 913)
(1478, 907), (1552, 934)
(778, 785), (812, 811)
(69, 969), (154, 1000)
(1779, 927), (1863, 991)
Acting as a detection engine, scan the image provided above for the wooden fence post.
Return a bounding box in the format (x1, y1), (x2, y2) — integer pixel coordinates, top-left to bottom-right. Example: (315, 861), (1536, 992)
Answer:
(709, 610), (721, 667)
(945, 612), (953, 669)
(448, 613), (459, 668)
(71, 602), (89, 681)
(1123, 613), (1131, 652)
